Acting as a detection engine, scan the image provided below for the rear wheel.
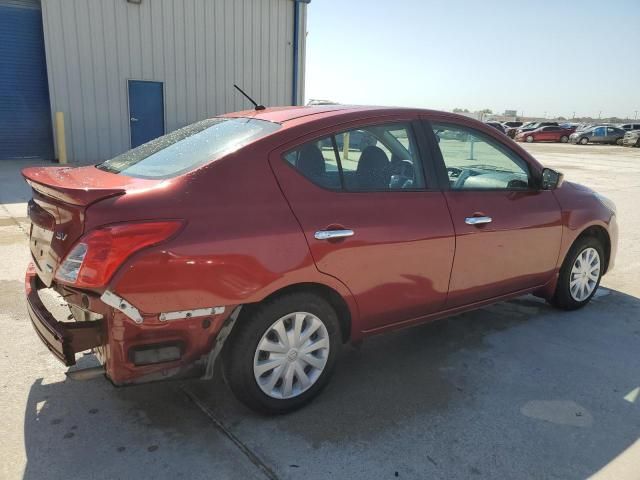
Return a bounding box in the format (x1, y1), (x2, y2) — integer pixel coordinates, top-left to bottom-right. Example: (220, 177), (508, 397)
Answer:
(560, 135), (569, 143)
(223, 292), (342, 414)
(579, 137), (589, 145)
(550, 236), (604, 310)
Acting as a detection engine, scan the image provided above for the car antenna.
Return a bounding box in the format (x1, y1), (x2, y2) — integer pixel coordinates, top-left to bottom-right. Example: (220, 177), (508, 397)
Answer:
(233, 84), (265, 111)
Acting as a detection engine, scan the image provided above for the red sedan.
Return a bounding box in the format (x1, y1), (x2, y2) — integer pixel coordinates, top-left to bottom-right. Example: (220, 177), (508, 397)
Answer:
(23, 106), (617, 413)
(516, 125), (575, 143)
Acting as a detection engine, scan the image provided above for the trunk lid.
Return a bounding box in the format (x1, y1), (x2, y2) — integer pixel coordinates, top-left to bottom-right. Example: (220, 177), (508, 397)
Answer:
(23, 165), (160, 286)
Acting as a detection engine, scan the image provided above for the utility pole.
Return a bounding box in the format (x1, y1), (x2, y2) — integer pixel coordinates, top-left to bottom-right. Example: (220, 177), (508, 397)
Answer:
(635, 110), (638, 120)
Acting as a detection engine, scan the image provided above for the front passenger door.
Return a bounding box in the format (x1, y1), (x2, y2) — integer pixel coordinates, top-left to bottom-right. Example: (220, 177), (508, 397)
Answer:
(427, 121), (563, 307)
(538, 126), (553, 141)
(592, 126), (606, 143)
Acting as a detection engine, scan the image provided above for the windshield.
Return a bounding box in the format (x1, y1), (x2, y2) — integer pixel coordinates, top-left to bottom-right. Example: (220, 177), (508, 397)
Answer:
(96, 117), (280, 179)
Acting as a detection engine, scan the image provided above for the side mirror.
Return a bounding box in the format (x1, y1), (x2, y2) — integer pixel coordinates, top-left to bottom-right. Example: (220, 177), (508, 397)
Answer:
(541, 168), (564, 190)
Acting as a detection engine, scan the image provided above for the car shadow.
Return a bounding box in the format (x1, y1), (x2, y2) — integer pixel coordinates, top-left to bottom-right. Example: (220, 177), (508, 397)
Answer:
(22, 288), (640, 479)
(187, 288), (640, 479)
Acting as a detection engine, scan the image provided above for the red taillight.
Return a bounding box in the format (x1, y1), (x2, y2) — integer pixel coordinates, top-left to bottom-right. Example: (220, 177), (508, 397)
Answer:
(55, 221), (182, 288)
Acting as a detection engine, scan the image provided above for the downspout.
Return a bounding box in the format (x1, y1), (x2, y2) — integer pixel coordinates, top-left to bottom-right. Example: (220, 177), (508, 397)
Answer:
(292, 0), (310, 106)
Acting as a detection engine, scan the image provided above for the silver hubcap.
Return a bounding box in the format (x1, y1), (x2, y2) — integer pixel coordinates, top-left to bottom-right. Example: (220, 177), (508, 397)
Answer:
(253, 312), (330, 399)
(570, 247), (601, 302)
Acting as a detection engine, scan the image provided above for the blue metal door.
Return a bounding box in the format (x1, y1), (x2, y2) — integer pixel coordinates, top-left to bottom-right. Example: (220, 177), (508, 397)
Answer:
(128, 80), (164, 148)
(0, 1), (54, 160)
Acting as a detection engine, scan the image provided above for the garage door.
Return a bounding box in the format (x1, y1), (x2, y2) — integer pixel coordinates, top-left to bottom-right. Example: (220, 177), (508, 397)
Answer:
(0, 0), (53, 160)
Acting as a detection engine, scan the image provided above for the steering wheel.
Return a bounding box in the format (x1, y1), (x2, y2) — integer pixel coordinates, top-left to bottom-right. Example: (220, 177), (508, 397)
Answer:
(390, 160), (415, 189)
(446, 167), (463, 176)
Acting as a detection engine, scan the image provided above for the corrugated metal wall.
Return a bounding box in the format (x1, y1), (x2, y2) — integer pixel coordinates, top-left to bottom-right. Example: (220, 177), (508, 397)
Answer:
(41, 0), (306, 163)
(0, 0), (54, 160)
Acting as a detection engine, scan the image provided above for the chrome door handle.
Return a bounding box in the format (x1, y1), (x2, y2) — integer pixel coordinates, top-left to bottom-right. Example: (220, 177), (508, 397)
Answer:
(314, 229), (354, 240)
(465, 216), (492, 225)
(130, 117), (139, 122)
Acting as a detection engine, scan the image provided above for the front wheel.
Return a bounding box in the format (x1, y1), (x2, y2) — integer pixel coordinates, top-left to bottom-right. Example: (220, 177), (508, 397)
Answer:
(223, 292), (342, 414)
(560, 135), (569, 143)
(579, 137), (589, 145)
(616, 138), (623, 146)
(526, 135), (534, 143)
(550, 236), (604, 310)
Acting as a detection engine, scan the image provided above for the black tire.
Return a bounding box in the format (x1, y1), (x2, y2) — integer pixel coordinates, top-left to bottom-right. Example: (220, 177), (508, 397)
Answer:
(560, 135), (569, 143)
(616, 138), (623, 146)
(222, 292), (342, 414)
(526, 135), (534, 143)
(549, 236), (605, 310)
(579, 137), (589, 145)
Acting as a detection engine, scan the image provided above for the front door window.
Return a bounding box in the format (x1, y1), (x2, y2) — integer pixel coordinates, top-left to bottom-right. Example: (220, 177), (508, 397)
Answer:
(432, 124), (531, 190)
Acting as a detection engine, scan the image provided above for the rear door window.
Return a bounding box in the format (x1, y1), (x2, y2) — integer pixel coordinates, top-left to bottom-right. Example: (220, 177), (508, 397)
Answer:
(97, 118), (280, 179)
(283, 137), (341, 190)
(283, 123), (427, 191)
(336, 124), (425, 191)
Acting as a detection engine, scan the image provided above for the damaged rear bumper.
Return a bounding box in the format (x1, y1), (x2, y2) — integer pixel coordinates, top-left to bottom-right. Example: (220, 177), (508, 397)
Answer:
(25, 263), (104, 366)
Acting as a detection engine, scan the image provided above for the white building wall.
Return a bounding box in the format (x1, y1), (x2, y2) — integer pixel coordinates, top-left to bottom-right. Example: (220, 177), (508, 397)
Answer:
(41, 0), (306, 163)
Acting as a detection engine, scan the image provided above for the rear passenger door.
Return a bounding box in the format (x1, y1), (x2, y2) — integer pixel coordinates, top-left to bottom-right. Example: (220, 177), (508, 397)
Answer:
(269, 118), (455, 333)
(606, 127), (621, 143)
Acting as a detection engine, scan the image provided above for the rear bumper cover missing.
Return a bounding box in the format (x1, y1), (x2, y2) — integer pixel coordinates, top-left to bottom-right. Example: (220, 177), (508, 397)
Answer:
(25, 263), (103, 366)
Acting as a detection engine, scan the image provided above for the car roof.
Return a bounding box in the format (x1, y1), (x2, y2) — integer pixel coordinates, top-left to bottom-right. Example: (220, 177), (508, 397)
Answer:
(221, 105), (391, 123)
(220, 105), (464, 125)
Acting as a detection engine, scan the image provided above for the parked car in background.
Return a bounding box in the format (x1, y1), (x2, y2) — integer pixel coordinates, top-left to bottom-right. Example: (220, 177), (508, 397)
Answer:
(577, 123), (615, 131)
(504, 121), (524, 138)
(322, 129), (378, 151)
(622, 129), (640, 147)
(502, 121), (523, 129)
(619, 123), (640, 131)
(516, 125), (575, 143)
(307, 99), (339, 106)
(516, 121), (559, 135)
(22, 106), (618, 414)
(485, 121), (507, 134)
(569, 126), (626, 145)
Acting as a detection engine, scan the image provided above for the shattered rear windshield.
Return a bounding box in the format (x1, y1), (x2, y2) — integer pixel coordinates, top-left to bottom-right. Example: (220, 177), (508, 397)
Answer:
(96, 118), (280, 179)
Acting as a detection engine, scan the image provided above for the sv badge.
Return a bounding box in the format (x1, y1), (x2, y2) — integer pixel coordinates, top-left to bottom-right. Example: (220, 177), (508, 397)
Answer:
(55, 231), (68, 241)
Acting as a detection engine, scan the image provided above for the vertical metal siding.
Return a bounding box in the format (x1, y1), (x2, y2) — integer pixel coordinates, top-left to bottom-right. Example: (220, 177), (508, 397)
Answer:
(0, 0), (54, 159)
(41, 0), (299, 164)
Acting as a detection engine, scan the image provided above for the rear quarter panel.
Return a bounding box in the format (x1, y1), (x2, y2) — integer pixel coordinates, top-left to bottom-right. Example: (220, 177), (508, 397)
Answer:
(96, 139), (359, 323)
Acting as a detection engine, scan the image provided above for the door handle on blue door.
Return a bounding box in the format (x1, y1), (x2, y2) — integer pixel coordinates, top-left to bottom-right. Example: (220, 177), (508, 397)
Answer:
(130, 117), (139, 122)
(465, 216), (492, 225)
(314, 229), (354, 240)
